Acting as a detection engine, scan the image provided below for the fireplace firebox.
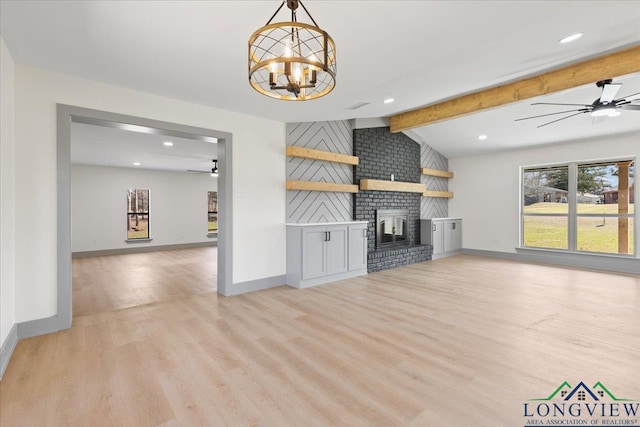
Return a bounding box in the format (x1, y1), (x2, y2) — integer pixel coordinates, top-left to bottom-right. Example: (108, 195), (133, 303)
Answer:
(376, 209), (409, 248)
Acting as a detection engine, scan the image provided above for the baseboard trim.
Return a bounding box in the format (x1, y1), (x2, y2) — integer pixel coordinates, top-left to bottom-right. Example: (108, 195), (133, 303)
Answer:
(288, 269), (368, 289)
(431, 249), (463, 260)
(462, 249), (640, 275)
(73, 241), (217, 258)
(224, 275), (287, 296)
(17, 315), (59, 339)
(0, 324), (18, 380)
(1, 315), (60, 380)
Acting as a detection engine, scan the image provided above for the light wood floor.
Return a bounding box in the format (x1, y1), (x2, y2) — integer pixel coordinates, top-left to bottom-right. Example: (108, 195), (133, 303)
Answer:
(2, 255), (639, 426)
(72, 247), (217, 317)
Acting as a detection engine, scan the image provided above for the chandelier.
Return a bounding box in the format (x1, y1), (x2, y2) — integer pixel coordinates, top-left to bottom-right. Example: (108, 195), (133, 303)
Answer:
(248, 0), (337, 101)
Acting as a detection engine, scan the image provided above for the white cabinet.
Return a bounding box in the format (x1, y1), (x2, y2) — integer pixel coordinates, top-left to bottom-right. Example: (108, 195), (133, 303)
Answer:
(421, 218), (462, 259)
(348, 222), (368, 271)
(301, 225), (348, 280)
(301, 227), (327, 280)
(287, 221), (368, 288)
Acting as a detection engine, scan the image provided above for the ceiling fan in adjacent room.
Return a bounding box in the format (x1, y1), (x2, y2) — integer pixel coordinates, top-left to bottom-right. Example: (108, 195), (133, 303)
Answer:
(187, 159), (218, 176)
(515, 79), (640, 128)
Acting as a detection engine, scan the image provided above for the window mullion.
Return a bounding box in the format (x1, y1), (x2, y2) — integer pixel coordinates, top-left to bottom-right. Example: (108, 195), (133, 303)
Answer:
(568, 162), (577, 252)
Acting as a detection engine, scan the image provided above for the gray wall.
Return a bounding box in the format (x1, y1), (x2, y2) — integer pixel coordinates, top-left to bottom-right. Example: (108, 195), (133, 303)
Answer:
(354, 127), (422, 250)
(354, 127), (432, 272)
(421, 143), (449, 219)
(286, 121), (354, 223)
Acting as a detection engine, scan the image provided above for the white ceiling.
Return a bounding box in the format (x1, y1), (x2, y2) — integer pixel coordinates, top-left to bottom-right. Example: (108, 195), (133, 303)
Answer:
(71, 122), (218, 173)
(414, 72), (640, 158)
(2, 0), (640, 160)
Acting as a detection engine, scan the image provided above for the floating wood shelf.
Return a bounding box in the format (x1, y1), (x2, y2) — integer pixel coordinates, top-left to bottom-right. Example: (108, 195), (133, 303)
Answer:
(286, 146), (359, 166)
(286, 180), (359, 193)
(423, 190), (454, 198)
(359, 179), (426, 193)
(421, 168), (454, 179)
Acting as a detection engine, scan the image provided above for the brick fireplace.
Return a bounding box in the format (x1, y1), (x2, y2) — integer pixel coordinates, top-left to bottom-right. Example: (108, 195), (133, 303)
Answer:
(353, 127), (432, 272)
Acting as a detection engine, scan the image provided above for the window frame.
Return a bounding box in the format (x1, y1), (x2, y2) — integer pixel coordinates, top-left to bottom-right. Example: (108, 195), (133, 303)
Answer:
(126, 188), (151, 241)
(207, 190), (218, 235)
(520, 157), (636, 257)
(521, 164), (570, 250)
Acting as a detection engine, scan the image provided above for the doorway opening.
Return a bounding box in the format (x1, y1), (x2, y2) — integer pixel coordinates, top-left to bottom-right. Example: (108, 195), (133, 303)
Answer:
(57, 105), (233, 329)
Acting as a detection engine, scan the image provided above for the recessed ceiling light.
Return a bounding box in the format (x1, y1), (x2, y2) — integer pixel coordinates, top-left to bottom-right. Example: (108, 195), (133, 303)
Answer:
(163, 141), (174, 147)
(559, 33), (583, 44)
(133, 162), (141, 166)
(478, 134), (488, 140)
(383, 98), (395, 104)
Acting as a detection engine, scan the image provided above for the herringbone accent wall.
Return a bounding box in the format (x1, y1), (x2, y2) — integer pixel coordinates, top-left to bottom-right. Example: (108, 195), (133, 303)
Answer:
(421, 144), (449, 219)
(286, 121), (354, 223)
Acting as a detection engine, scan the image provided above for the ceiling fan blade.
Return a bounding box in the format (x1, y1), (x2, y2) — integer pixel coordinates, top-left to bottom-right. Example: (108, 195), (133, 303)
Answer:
(600, 83), (622, 103)
(186, 169), (210, 173)
(532, 102), (592, 107)
(515, 108), (588, 122)
(620, 104), (640, 111)
(616, 91), (640, 102)
(537, 111), (588, 128)
(160, 153), (213, 160)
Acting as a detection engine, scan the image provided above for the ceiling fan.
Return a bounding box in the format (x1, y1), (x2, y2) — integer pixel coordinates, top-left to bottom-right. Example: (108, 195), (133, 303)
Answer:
(187, 159), (218, 176)
(515, 79), (640, 128)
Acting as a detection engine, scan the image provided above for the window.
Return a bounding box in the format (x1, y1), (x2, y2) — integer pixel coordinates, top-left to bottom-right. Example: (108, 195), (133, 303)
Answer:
(522, 166), (569, 249)
(127, 189), (150, 239)
(208, 191), (218, 233)
(522, 159), (635, 255)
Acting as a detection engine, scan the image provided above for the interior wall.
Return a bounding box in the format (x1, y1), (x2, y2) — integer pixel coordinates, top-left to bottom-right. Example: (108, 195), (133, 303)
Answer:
(14, 64), (286, 324)
(449, 132), (640, 256)
(72, 164), (217, 252)
(286, 120), (353, 223)
(420, 144), (449, 219)
(0, 36), (17, 348)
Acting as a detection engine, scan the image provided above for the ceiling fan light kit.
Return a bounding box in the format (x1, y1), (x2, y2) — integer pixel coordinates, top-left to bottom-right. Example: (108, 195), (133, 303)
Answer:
(248, 0), (337, 101)
(590, 105), (618, 117)
(187, 159), (218, 177)
(516, 79), (640, 127)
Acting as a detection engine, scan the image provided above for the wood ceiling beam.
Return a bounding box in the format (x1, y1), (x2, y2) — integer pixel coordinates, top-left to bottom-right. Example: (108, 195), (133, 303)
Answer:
(389, 45), (640, 133)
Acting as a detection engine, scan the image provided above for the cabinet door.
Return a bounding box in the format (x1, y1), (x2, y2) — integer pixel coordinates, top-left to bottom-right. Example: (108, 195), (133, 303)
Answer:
(326, 225), (348, 276)
(348, 224), (368, 271)
(444, 220), (461, 252)
(432, 220), (444, 255)
(302, 227), (327, 280)
(450, 220), (462, 251)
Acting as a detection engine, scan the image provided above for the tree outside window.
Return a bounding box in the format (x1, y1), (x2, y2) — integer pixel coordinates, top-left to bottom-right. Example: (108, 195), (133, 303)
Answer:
(127, 189), (150, 239)
(522, 159), (634, 255)
(208, 191), (218, 233)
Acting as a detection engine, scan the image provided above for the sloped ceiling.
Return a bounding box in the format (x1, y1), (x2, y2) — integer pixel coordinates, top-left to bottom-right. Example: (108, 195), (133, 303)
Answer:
(2, 0), (639, 160)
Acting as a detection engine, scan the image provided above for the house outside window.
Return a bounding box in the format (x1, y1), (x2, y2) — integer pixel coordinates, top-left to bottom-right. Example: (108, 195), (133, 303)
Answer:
(127, 188), (150, 239)
(522, 159), (635, 255)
